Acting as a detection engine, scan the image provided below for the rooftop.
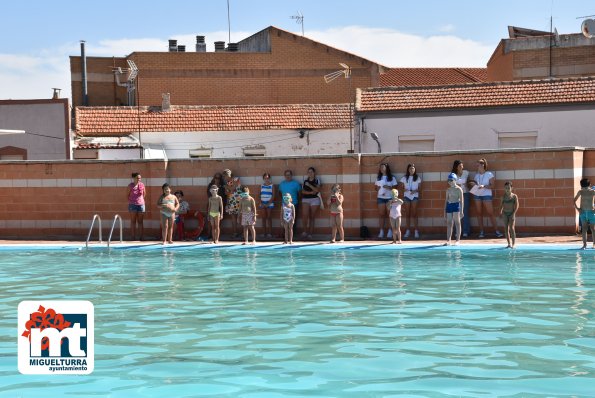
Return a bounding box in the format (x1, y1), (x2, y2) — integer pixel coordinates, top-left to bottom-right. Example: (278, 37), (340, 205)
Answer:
(379, 68), (487, 87)
(75, 103), (352, 136)
(357, 76), (595, 112)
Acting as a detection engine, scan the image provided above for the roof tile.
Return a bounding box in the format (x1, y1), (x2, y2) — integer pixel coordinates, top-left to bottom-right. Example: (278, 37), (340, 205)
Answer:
(76, 104), (351, 136)
(359, 77), (595, 112)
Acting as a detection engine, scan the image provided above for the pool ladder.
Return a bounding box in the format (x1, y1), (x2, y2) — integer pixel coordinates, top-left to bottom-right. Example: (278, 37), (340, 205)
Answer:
(85, 214), (123, 248)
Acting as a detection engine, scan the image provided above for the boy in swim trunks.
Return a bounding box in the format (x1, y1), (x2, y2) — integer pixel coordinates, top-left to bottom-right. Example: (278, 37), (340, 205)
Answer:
(499, 181), (519, 249)
(239, 186), (257, 245)
(207, 185), (224, 244)
(280, 193), (295, 244)
(574, 178), (595, 249)
(445, 173), (464, 246)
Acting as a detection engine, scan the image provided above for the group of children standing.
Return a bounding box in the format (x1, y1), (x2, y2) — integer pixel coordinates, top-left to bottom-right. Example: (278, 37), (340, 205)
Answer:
(134, 170), (595, 249)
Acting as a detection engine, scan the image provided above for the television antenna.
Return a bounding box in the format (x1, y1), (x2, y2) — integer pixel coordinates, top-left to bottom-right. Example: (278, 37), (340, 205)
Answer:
(113, 60), (139, 105)
(580, 17), (595, 38)
(291, 11), (304, 36)
(324, 63), (351, 83)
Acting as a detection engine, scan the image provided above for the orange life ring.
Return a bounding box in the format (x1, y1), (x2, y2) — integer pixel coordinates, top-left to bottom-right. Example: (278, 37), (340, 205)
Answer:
(181, 210), (205, 240)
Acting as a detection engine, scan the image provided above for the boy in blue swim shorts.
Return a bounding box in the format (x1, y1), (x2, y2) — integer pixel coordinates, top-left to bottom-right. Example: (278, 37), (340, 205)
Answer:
(574, 178), (595, 249)
(444, 173), (464, 246)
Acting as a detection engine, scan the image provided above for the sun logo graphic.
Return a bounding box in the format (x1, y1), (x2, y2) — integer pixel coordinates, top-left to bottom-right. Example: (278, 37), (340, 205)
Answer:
(18, 301), (94, 374)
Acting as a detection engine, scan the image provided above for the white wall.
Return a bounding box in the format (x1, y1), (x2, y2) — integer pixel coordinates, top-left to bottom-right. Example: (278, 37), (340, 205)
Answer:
(134, 129), (351, 158)
(0, 101), (68, 160)
(359, 105), (595, 153)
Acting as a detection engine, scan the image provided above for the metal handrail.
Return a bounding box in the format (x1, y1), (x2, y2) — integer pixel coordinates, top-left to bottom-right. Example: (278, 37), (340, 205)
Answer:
(85, 214), (102, 248)
(107, 214), (123, 248)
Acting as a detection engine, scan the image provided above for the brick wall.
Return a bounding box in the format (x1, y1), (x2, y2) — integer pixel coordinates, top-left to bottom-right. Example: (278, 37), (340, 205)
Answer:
(487, 40), (595, 81)
(70, 29), (381, 107)
(0, 148), (589, 240)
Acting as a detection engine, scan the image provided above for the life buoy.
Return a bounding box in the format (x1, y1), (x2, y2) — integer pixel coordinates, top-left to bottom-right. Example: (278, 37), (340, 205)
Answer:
(181, 210), (205, 240)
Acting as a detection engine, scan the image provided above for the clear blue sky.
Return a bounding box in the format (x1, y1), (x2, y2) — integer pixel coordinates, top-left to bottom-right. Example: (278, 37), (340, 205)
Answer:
(0, 0), (593, 99)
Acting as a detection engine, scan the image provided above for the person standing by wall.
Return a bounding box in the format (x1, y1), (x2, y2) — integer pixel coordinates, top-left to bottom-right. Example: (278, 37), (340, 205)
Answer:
(375, 163), (398, 239)
(469, 158), (502, 238)
(400, 163), (421, 239)
(451, 160), (471, 238)
(127, 172), (146, 241)
(301, 167), (322, 240)
(222, 169), (242, 238)
(279, 169), (302, 236)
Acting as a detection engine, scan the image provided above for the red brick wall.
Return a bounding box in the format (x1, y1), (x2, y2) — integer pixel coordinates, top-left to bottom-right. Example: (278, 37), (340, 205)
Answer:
(0, 148), (587, 240)
(70, 29), (380, 107)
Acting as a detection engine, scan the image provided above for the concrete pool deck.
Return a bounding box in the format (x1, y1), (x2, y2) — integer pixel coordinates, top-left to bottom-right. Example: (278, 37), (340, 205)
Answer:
(0, 234), (592, 251)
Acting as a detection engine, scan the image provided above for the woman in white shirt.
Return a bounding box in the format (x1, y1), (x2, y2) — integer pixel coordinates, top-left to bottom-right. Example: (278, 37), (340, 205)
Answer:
(451, 160), (470, 238)
(374, 163), (398, 239)
(400, 164), (421, 239)
(470, 158), (502, 238)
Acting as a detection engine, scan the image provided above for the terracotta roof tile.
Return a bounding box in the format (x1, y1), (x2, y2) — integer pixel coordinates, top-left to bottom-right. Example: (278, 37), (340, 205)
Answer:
(358, 77), (595, 112)
(379, 68), (487, 87)
(75, 104), (351, 136)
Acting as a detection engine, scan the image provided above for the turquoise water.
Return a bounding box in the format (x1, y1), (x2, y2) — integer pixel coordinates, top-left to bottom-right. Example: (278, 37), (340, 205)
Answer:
(0, 246), (594, 397)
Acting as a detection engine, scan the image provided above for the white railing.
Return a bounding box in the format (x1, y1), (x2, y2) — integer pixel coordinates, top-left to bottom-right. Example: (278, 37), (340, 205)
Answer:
(85, 214), (102, 248)
(107, 214), (123, 248)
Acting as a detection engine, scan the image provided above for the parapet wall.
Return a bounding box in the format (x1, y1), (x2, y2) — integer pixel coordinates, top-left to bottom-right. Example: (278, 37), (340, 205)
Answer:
(0, 147), (589, 240)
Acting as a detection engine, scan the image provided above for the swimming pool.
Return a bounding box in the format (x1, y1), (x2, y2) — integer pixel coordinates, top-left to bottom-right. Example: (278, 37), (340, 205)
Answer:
(1, 245), (594, 397)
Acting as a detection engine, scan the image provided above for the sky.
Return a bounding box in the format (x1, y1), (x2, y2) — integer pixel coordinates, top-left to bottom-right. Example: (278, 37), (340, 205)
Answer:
(0, 0), (593, 100)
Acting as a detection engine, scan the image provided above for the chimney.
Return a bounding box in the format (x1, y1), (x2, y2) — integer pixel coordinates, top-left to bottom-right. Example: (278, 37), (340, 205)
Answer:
(52, 88), (61, 99)
(177, 45), (186, 52)
(162, 93), (171, 112)
(214, 41), (225, 52)
(168, 39), (178, 52)
(227, 42), (238, 52)
(195, 35), (206, 52)
(80, 41), (88, 106)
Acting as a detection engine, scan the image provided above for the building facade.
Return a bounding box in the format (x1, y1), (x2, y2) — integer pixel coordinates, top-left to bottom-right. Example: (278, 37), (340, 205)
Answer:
(70, 26), (386, 108)
(356, 77), (595, 154)
(0, 99), (70, 160)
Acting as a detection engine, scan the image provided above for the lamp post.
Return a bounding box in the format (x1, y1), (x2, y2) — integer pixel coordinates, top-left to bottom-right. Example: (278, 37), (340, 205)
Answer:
(324, 63), (354, 153)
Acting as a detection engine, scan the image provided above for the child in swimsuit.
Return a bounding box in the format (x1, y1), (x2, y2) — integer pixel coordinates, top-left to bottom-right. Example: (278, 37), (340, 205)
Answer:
(207, 185), (224, 244)
(239, 186), (257, 245)
(174, 191), (189, 241)
(280, 193), (295, 244)
(445, 173), (464, 246)
(386, 188), (403, 244)
(259, 172), (275, 239)
(157, 183), (179, 245)
(499, 181), (519, 249)
(328, 184), (344, 243)
(574, 178), (595, 249)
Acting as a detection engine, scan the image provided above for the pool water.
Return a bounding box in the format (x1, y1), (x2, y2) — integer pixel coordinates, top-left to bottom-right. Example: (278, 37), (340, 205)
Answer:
(1, 246), (594, 397)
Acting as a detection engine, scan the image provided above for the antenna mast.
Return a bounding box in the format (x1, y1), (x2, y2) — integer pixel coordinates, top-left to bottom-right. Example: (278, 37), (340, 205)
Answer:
(227, 0), (231, 43)
(291, 12), (304, 36)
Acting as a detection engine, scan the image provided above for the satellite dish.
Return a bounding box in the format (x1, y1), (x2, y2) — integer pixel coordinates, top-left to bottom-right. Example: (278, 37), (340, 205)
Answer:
(581, 18), (595, 38)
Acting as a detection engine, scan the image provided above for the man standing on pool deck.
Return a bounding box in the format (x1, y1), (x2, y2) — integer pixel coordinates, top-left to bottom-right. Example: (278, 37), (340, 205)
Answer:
(279, 170), (302, 235)
(574, 178), (595, 249)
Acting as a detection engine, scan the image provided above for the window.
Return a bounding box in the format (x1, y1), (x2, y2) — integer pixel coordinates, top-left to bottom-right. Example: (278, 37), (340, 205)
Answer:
(189, 148), (212, 158)
(0, 146), (27, 160)
(497, 132), (537, 149)
(398, 135), (434, 152)
(242, 145), (266, 157)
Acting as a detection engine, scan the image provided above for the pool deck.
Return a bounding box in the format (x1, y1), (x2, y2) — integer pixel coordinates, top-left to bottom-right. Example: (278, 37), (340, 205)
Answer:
(1, 234), (593, 251)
